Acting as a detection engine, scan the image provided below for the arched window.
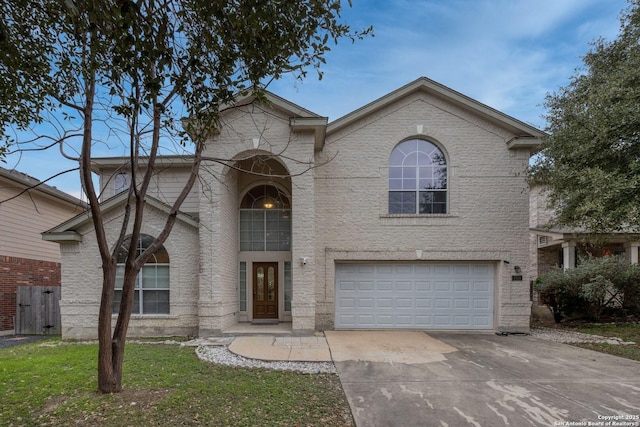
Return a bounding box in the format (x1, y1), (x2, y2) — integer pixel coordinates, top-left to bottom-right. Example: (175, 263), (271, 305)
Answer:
(388, 139), (447, 214)
(239, 185), (291, 251)
(114, 172), (131, 194)
(113, 234), (170, 314)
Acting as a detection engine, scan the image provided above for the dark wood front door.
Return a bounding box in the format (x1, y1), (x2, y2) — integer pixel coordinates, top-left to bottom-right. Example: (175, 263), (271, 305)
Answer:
(253, 262), (278, 319)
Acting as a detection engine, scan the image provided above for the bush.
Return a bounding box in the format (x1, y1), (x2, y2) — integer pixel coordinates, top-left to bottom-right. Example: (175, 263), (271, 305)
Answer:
(535, 256), (640, 322)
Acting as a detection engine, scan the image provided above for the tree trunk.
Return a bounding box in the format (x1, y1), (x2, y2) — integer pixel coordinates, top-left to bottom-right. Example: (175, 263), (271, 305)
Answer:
(98, 258), (139, 393)
(97, 260), (118, 393)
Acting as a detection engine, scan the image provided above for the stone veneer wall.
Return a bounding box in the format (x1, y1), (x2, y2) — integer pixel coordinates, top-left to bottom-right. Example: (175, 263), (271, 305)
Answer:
(59, 204), (200, 339)
(314, 91), (534, 332)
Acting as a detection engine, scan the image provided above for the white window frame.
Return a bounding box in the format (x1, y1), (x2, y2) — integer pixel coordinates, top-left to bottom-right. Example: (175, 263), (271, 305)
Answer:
(114, 172), (131, 194)
(113, 235), (170, 315)
(388, 139), (448, 214)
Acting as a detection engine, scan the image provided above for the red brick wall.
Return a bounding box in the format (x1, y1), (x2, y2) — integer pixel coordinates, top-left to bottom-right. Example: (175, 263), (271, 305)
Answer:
(0, 256), (61, 332)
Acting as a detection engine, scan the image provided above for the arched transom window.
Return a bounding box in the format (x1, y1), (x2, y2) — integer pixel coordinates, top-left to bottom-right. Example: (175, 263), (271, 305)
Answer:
(240, 185), (291, 251)
(113, 234), (170, 314)
(388, 139), (447, 214)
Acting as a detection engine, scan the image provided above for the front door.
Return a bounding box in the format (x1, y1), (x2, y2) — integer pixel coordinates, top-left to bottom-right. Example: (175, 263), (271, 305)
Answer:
(253, 262), (278, 319)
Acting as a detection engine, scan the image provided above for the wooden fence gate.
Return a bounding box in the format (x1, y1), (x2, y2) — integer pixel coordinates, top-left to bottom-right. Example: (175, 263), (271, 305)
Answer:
(16, 286), (61, 335)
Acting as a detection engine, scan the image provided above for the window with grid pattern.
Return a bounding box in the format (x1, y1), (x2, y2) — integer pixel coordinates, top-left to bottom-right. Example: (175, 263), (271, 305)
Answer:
(388, 139), (447, 214)
(113, 235), (169, 315)
(239, 185), (291, 251)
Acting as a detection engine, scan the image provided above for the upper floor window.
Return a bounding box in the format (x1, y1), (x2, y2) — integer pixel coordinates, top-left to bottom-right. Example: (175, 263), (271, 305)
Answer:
(113, 234), (170, 314)
(388, 139), (447, 214)
(239, 185), (291, 251)
(114, 172), (131, 194)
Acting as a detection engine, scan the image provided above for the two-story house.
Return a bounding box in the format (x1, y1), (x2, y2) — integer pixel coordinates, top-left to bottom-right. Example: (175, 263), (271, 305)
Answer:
(44, 77), (545, 339)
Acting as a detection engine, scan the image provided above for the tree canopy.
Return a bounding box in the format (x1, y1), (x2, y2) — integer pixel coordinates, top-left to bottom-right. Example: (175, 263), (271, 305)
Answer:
(0, 0), (371, 393)
(530, 0), (640, 233)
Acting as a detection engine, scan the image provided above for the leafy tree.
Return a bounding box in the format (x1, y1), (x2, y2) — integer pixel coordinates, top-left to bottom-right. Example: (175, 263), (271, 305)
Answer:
(0, 0), (371, 393)
(529, 0), (640, 233)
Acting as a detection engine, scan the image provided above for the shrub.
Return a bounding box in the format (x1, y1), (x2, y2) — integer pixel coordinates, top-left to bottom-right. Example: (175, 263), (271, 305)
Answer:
(535, 255), (640, 322)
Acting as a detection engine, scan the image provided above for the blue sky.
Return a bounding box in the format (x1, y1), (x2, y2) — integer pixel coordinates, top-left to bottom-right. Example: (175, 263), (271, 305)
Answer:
(3, 0), (629, 198)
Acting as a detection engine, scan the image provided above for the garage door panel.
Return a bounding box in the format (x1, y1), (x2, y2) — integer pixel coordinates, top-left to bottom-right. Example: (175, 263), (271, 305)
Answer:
(377, 315), (394, 326)
(415, 298), (431, 308)
(473, 264), (491, 275)
(335, 263), (494, 330)
(415, 265), (431, 274)
(435, 298), (451, 308)
(454, 265), (470, 274)
(339, 280), (356, 291)
(474, 281), (491, 292)
(435, 281), (451, 291)
(415, 315), (432, 326)
(415, 281), (431, 291)
(375, 265), (394, 274)
(454, 298), (470, 308)
(454, 281), (470, 291)
(395, 298), (413, 308)
(357, 314), (375, 326)
(395, 265), (413, 274)
(377, 281), (393, 291)
(396, 281), (412, 291)
(474, 299), (490, 309)
(358, 265), (376, 274)
(358, 281), (374, 291)
(454, 315), (471, 326)
(338, 297), (356, 308)
(396, 315), (412, 326)
(473, 315), (491, 327)
(377, 298), (393, 308)
(434, 265), (451, 274)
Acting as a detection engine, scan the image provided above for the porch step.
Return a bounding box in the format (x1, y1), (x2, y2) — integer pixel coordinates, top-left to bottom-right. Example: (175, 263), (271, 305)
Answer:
(222, 322), (293, 336)
(251, 319), (280, 325)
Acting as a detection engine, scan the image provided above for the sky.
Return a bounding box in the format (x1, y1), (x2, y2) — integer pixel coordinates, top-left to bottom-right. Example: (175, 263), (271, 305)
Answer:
(3, 0), (630, 199)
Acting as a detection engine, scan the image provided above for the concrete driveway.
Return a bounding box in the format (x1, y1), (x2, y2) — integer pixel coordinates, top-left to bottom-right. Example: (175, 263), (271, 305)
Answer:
(325, 331), (640, 427)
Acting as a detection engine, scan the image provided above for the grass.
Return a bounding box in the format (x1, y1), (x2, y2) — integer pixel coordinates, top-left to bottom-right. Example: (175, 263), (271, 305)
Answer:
(0, 339), (353, 427)
(546, 322), (640, 362)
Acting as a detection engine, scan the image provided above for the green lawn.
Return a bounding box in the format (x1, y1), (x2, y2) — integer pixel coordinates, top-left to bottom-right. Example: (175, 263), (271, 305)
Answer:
(550, 322), (640, 362)
(0, 340), (353, 427)
(565, 322), (640, 362)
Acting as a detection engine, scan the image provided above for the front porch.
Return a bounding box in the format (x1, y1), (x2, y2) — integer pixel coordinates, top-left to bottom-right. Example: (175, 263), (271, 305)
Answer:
(222, 322), (293, 336)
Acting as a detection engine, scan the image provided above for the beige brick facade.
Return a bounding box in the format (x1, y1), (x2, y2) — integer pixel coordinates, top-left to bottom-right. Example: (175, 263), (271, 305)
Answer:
(47, 78), (545, 338)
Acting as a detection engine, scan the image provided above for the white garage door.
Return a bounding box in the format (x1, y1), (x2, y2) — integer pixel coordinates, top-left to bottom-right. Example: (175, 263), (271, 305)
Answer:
(335, 263), (494, 330)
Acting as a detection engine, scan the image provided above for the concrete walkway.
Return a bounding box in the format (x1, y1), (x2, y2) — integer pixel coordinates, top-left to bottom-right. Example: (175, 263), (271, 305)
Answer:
(229, 335), (332, 362)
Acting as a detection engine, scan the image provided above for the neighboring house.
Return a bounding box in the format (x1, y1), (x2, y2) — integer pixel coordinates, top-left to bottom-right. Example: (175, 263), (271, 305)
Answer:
(44, 77), (546, 339)
(0, 167), (86, 335)
(529, 184), (640, 319)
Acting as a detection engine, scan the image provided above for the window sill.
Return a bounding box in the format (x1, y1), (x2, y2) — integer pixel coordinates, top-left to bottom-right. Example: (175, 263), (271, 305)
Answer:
(380, 214), (458, 226)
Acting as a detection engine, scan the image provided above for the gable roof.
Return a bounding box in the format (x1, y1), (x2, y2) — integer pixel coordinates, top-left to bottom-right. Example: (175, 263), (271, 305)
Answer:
(228, 90), (322, 119)
(0, 166), (86, 208)
(42, 191), (198, 242)
(326, 77), (546, 149)
(90, 155), (195, 173)
(227, 90), (328, 150)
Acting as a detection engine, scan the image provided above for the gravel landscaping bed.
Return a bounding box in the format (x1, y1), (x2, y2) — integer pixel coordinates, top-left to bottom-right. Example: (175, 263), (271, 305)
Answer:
(530, 327), (636, 345)
(195, 345), (336, 374)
